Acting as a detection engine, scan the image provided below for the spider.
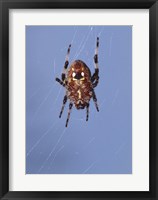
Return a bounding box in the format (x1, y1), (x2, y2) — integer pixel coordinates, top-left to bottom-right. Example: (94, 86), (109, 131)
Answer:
(55, 37), (99, 127)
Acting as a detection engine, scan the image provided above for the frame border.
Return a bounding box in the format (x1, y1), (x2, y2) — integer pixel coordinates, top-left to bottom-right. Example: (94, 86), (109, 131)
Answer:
(0, 0), (158, 199)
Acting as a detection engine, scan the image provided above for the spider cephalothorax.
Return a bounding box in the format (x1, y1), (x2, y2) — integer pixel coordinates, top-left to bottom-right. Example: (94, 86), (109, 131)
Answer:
(56, 37), (99, 127)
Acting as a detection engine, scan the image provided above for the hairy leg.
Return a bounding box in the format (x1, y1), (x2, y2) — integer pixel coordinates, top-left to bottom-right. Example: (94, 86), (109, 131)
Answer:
(86, 103), (90, 121)
(62, 44), (71, 81)
(59, 95), (67, 118)
(92, 90), (99, 112)
(55, 77), (65, 87)
(91, 37), (99, 88)
(65, 102), (73, 127)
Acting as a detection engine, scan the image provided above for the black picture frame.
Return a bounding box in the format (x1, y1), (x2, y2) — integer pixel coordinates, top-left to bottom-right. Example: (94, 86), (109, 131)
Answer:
(0, 0), (158, 199)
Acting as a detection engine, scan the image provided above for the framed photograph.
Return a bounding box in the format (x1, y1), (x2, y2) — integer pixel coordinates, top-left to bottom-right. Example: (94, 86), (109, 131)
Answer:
(0, 0), (158, 199)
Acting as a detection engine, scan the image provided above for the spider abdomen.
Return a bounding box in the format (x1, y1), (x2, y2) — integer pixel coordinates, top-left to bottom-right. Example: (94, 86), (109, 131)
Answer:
(66, 80), (92, 109)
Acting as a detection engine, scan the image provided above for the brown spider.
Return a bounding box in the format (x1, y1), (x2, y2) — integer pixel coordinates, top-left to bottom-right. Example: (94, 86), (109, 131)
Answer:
(56, 37), (99, 127)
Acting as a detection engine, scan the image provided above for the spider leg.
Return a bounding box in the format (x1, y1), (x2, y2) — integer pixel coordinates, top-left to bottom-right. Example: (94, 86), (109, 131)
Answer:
(55, 77), (65, 87)
(59, 95), (67, 118)
(62, 44), (71, 81)
(86, 103), (90, 121)
(92, 90), (99, 112)
(65, 102), (73, 127)
(91, 37), (99, 88)
(92, 78), (99, 88)
(56, 44), (71, 86)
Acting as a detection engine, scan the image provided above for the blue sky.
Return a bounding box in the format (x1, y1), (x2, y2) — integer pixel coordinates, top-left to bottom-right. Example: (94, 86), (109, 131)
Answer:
(26, 26), (132, 174)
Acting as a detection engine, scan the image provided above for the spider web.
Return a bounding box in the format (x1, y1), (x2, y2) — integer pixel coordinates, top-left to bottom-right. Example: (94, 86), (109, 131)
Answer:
(26, 26), (108, 174)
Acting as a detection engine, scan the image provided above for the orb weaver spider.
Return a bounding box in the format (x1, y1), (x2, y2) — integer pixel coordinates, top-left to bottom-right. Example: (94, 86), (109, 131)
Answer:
(56, 37), (99, 127)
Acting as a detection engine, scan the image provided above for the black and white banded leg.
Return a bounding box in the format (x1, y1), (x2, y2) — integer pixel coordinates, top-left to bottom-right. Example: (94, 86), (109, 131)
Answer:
(59, 95), (67, 118)
(91, 37), (99, 88)
(92, 90), (99, 112)
(55, 44), (71, 86)
(65, 102), (73, 127)
(62, 44), (71, 81)
(55, 77), (65, 87)
(86, 103), (89, 121)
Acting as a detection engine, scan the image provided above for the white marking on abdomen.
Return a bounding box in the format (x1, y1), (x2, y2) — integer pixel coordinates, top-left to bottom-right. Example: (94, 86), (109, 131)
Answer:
(77, 89), (82, 99)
